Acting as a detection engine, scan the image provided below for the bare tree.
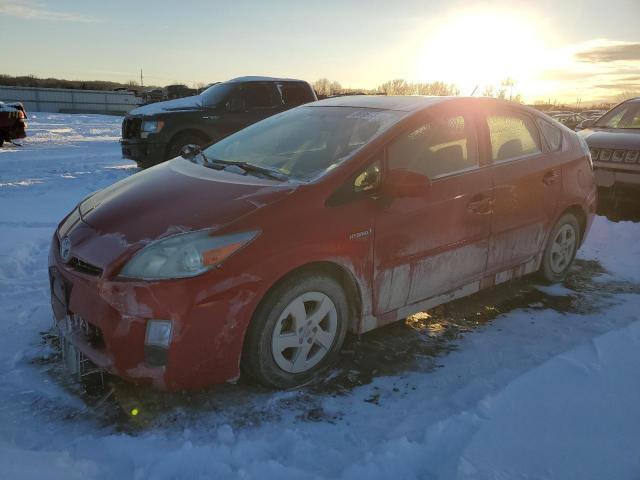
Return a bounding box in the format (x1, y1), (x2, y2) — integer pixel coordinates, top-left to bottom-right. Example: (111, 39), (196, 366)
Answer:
(614, 90), (640, 103)
(379, 79), (458, 96)
(313, 78), (342, 96)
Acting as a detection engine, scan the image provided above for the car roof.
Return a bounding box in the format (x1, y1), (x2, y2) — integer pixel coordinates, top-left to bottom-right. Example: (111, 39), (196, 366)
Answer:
(309, 95), (456, 111)
(227, 76), (308, 84)
(308, 95), (538, 113)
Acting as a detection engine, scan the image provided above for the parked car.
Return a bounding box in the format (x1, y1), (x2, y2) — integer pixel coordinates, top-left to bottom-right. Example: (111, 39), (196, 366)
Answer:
(0, 101), (27, 146)
(578, 97), (640, 187)
(51, 96), (596, 391)
(581, 109), (606, 119)
(551, 113), (585, 131)
(121, 76), (317, 168)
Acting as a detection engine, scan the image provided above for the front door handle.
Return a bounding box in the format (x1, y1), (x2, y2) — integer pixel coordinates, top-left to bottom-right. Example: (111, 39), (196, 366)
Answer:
(467, 195), (493, 215)
(543, 169), (560, 186)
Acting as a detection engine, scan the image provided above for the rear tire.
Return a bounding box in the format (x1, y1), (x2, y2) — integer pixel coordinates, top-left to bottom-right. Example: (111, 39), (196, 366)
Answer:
(539, 213), (581, 283)
(165, 132), (209, 161)
(242, 273), (349, 389)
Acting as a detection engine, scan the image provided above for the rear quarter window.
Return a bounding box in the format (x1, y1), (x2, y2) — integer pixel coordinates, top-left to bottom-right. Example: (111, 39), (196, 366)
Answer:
(536, 118), (563, 151)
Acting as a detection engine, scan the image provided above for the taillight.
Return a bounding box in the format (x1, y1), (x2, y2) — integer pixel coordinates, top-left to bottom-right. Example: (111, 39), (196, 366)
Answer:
(18, 110), (25, 119)
(577, 135), (593, 170)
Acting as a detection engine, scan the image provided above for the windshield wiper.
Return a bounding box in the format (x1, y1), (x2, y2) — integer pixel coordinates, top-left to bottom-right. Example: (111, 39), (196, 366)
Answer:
(202, 158), (289, 181)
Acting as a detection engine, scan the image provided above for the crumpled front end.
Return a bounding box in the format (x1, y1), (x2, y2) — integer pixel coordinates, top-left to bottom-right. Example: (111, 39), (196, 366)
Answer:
(48, 232), (261, 391)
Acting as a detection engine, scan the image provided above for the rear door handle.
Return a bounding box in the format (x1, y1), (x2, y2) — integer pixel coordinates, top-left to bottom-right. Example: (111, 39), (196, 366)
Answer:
(543, 169), (560, 186)
(467, 194), (493, 215)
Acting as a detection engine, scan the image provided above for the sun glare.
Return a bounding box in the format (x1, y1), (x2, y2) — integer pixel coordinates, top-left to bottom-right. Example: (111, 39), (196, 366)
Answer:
(414, 9), (549, 96)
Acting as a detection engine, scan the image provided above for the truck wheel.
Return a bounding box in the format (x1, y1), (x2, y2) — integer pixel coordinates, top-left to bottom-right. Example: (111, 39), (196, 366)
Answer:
(539, 213), (580, 283)
(165, 132), (208, 160)
(242, 273), (349, 389)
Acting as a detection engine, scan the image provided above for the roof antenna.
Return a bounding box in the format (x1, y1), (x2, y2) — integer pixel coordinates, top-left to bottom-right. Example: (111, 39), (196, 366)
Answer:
(470, 85), (478, 96)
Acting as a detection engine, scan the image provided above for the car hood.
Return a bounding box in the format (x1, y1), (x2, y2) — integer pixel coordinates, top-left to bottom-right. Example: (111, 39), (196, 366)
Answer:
(72, 159), (297, 271)
(129, 95), (203, 116)
(579, 128), (640, 149)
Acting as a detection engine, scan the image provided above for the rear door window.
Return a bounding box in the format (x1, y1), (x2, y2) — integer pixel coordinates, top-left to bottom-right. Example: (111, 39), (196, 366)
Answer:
(387, 114), (479, 179)
(236, 84), (279, 110)
(486, 111), (541, 162)
(278, 83), (312, 107)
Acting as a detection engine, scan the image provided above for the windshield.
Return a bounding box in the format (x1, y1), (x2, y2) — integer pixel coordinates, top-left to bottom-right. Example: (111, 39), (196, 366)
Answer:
(201, 106), (404, 181)
(595, 102), (640, 129)
(200, 83), (235, 107)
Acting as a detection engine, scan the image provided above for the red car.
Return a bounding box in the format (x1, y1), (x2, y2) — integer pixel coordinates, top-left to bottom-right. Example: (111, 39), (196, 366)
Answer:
(49, 96), (596, 391)
(0, 101), (27, 146)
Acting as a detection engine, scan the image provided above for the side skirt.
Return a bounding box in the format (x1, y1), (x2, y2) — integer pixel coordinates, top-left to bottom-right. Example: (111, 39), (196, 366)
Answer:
(359, 255), (541, 334)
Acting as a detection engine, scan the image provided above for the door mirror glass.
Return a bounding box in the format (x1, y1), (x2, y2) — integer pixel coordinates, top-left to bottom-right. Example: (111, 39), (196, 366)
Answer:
(354, 163), (381, 193)
(226, 97), (245, 112)
(382, 168), (428, 197)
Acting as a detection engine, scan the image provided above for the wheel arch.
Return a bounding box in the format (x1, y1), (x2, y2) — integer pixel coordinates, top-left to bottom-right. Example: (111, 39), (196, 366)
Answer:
(164, 128), (212, 157)
(250, 260), (364, 334)
(558, 204), (587, 245)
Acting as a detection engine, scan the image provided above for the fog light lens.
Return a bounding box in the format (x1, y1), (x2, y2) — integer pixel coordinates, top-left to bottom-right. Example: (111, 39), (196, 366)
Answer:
(145, 320), (172, 347)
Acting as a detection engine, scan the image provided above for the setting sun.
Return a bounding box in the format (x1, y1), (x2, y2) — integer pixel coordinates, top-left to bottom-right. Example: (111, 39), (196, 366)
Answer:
(414, 8), (549, 96)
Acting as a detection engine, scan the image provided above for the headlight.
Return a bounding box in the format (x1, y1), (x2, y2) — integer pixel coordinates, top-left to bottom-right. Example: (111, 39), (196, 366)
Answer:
(141, 119), (164, 135)
(119, 230), (258, 280)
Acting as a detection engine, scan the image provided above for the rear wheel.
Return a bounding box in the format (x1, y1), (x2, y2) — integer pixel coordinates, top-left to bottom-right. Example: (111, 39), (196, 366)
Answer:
(242, 274), (349, 389)
(539, 213), (580, 283)
(165, 132), (208, 161)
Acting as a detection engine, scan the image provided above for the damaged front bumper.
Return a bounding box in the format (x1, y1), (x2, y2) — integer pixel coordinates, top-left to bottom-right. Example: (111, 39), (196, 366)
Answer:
(48, 234), (259, 392)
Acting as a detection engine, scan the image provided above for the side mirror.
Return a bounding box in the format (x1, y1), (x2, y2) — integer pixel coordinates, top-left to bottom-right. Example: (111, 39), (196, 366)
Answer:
(226, 97), (245, 112)
(381, 168), (429, 198)
(179, 143), (201, 159)
(354, 164), (382, 193)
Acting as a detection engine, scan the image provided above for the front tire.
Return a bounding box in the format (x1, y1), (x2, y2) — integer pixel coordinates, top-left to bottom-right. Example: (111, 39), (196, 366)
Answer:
(242, 273), (349, 389)
(165, 132), (208, 161)
(539, 213), (581, 283)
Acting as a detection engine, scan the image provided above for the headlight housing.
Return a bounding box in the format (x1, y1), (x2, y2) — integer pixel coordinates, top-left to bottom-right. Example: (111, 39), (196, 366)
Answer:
(119, 230), (258, 280)
(141, 119), (164, 138)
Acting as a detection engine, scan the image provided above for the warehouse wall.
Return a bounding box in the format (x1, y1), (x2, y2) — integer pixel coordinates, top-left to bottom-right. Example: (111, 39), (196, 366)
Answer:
(0, 86), (142, 114)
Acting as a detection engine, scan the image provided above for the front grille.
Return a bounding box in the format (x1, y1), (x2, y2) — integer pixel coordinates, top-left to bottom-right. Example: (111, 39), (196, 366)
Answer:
(70, 257), (103, 276)
(65, 313), (105, 349)
(122, 117), (142, 139)
(591, 148), (640, 164)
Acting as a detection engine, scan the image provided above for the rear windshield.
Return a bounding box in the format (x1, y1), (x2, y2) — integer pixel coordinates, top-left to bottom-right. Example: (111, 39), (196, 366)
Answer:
(202, 106), (404, 181)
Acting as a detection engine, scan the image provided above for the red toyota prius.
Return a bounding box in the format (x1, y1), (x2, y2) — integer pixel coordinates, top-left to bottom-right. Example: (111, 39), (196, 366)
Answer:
(49, 96), (596, 391)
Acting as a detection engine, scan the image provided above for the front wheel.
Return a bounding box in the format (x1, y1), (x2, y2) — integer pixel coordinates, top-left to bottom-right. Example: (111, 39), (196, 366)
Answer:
(242, 274), (349, 389)
(539, 213), (581, 283)
(165, 132), (208, 161)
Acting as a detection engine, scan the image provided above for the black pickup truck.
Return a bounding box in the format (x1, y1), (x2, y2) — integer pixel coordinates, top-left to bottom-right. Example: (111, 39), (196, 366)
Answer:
(121, 76), (317, 168)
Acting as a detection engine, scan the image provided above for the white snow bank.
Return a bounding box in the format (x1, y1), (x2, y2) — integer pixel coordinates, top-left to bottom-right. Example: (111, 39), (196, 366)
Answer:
(578, 215), (640, 282)
(459, 318), (640, 479)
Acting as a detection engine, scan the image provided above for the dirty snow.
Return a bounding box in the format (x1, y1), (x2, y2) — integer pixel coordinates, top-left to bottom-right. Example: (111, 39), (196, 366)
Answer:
(1, 113), (640, 479)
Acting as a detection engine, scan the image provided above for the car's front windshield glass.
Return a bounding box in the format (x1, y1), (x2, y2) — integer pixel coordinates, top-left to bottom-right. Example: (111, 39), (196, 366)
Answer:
(201, 106), (404, 181)
(200, 83), (235, 107)
(595, 102), (640, 129)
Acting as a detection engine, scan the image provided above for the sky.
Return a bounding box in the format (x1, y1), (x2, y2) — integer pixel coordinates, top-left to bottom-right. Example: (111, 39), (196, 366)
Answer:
(1, 0), (639, 104)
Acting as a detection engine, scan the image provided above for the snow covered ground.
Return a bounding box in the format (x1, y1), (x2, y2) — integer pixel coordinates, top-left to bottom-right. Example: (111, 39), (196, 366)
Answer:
(1, 113), (639, 479)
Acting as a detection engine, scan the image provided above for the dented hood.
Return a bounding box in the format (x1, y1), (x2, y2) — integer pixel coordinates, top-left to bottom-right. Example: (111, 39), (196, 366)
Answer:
(74, 159), (296, 268)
